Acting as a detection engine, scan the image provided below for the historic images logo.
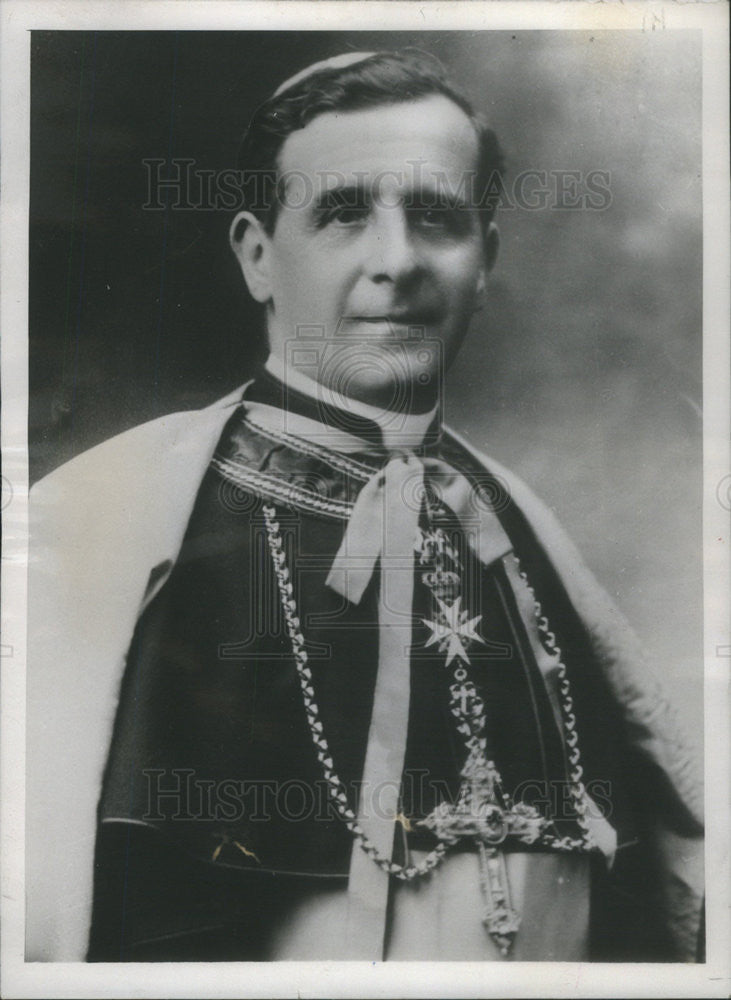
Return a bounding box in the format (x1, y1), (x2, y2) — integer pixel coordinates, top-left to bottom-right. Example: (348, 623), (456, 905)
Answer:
(143, 159), (613, 213)
(142, 769), (614, 825)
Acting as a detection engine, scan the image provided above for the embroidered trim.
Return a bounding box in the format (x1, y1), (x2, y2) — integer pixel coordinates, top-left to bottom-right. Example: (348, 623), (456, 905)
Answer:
(212, 456), (353, 520)
(241, 412), (380, 481)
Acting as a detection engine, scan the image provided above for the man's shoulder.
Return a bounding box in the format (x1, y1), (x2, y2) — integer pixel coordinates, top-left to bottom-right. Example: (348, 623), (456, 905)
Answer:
(441, 423), (585, 573)
(32, 386), (247, 512)
(444, 423), (704, 840)
(29, 386), (249, 570)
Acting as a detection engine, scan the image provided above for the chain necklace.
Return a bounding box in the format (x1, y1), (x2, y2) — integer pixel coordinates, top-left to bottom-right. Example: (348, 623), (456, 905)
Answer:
(262, 500), (596, 953)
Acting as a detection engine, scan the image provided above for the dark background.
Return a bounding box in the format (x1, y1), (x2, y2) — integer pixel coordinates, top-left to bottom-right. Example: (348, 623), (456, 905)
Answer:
(29, 30), (702, 732)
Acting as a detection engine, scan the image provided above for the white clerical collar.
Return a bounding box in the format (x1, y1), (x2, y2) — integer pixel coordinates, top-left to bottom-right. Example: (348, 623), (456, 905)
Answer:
(264, 353), (439, 451)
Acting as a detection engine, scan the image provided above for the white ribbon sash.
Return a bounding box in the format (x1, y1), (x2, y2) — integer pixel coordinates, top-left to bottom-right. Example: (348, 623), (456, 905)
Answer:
(327, 452), (513, 957)
(341, 455), (419, 956)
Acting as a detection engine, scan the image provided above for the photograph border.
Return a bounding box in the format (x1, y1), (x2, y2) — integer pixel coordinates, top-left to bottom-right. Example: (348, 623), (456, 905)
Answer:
(2, 2), (729, 997)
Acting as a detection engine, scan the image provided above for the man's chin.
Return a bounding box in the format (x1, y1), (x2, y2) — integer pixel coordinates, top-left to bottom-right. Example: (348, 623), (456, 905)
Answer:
(319, 366), (440, 414)
(307, 334), (443, 412)
(337, 318), (441, 342)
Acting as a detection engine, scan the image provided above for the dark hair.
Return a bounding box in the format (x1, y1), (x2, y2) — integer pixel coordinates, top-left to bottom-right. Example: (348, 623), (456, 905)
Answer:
(236, 48), (504, 235)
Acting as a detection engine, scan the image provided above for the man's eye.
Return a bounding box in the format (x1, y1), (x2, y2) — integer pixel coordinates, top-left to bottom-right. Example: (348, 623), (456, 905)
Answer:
(325, 204), (369, 225)
(410, 206), (453, 229)
(418, 208), (447, 225)
(409, 204), (473, 236)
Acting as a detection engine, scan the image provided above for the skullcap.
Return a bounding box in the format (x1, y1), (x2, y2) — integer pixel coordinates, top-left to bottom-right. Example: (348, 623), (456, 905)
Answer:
(273, 51), (377, 97)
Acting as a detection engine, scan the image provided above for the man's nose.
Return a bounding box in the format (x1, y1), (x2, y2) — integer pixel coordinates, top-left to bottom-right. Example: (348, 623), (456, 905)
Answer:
(363, 206), (421, 284)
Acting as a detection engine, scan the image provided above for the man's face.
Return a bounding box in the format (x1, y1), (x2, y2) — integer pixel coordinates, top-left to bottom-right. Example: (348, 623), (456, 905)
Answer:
(250, 94), (494, 411)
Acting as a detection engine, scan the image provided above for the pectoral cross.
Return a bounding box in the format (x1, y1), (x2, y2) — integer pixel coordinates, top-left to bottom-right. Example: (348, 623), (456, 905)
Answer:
(454, 683), (472, 716)
(416, 752), (545, 956)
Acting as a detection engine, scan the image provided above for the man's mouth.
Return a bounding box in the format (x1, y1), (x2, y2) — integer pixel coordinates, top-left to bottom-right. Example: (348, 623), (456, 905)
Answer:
(346, 311), (438, 327)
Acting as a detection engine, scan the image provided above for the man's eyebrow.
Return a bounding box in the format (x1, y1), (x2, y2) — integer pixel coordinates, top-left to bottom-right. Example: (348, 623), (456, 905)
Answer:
(405, 186), (471, 211)
(311, 183), (369, 212)
(303, 179), (474, 214)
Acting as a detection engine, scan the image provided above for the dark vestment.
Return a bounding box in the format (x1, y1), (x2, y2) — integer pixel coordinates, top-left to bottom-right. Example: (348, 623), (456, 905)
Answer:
(87, 374), (697, 961)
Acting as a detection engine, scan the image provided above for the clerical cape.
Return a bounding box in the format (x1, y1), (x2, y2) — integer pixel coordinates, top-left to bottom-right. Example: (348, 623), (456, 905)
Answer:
(26, 374), (704, 963)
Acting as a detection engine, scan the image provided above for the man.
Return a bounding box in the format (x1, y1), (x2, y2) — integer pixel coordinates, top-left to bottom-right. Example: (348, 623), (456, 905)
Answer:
(26, 49), (703, 962)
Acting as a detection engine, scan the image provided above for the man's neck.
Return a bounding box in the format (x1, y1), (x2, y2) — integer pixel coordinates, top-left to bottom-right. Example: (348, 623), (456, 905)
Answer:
(263, 353), (440, 451)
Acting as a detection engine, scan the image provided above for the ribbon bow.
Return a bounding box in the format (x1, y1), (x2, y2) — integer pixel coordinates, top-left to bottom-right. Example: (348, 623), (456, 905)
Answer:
(325, 452), (513, 605)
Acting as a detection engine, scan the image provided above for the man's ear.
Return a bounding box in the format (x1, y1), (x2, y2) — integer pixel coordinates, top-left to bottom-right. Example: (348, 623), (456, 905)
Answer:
(483, 221), (499, 273)
(474, 221), (499, 302)
(229, 211), (274, 304)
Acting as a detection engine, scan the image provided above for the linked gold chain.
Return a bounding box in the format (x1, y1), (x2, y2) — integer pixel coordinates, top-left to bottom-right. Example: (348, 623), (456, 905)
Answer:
(262, 501), (595, 884)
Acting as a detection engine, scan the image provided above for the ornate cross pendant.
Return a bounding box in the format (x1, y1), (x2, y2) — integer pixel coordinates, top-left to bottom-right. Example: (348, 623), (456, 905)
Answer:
(417, 753), (545, 956)
(417, 797), (522, 956)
